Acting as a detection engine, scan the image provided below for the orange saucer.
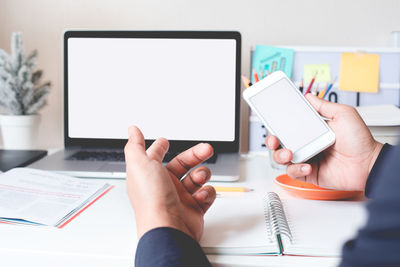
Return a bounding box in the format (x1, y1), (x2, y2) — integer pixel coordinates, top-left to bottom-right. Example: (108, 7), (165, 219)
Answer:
(274, 174), (362, 200)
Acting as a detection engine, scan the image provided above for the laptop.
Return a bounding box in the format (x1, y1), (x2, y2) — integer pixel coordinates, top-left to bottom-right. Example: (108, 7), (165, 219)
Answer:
(30, 31), (241, 181)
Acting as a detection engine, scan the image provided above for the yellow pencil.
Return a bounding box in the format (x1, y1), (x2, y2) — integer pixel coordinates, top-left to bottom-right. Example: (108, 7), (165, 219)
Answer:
(213, 186), (253, 192)
(318, 82), (329, 98)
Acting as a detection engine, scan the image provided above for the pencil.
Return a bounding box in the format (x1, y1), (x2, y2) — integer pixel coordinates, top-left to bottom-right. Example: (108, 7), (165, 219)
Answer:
(253, 68), (260, 82)
(213, 186), (253, 192)
(271, 61), (277, 72)
(323, 77), (337, 99)
(318, 82), (329, 98)
(299, 79), (304, 93)
(241, 75), (251, 88)
(304, 73), (317, 95)
(312, 83), (319, 96)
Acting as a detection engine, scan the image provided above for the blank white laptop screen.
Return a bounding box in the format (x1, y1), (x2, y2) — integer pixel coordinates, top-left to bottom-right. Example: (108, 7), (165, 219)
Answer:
(67, 38), (236, 141)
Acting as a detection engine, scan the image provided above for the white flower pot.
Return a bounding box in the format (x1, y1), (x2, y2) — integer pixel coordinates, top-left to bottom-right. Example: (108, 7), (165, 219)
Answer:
(0, 114), (40, 149)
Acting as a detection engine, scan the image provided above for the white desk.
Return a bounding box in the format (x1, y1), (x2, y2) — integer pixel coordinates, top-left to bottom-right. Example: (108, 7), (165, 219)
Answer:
(0, 154), (342, 267)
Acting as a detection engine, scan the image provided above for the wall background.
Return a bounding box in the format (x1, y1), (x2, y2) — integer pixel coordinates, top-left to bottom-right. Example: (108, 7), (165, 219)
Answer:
(0, 0), (399, 151)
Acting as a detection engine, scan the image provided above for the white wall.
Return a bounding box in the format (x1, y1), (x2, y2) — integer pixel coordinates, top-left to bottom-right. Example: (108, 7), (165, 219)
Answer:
(0, 0), (399, 150)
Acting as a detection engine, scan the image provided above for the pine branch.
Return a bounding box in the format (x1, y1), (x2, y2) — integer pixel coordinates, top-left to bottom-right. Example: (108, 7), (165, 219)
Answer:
(0, 49), (9, 67)
(0, 32), (51, 115)
(0, 68), (10, 81)
(0, 77), (22, 114)
(1, 76), (18, 102)
(11, 32), (24, 76)
(18, 64), (30, 83)
(21, 80), (35, 110)
(25, 50), (38, 70)
(31, 70), (42, 85)
(25, 82), (50, 114)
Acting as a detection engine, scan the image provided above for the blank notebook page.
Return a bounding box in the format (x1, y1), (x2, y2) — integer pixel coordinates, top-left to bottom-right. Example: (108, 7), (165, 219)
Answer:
(282, 199), (367, 256)
(200, 194), (279, 254)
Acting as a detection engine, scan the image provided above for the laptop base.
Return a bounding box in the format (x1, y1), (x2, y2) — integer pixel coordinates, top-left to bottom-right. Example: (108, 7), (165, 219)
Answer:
(29, 149), (239, 182)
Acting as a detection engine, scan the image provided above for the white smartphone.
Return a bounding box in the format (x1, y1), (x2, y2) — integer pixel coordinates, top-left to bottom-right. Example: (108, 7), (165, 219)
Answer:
(243, 71), (335, 163)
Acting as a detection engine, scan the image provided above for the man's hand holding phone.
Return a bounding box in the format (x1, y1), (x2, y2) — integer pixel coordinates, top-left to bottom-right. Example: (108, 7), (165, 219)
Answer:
(266, 94), (383, 192)
(243, 71), (336, 164)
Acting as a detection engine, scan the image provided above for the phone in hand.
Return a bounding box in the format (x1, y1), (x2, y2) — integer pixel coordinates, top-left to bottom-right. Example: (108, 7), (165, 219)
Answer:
(243, 71), (335, 163)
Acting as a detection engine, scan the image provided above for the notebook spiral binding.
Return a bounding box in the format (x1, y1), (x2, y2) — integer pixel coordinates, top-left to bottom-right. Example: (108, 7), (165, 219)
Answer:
(264, 192), (293, 242)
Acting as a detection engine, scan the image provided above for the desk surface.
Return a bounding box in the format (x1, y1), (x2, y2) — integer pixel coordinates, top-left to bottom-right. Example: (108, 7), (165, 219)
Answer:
(0, 154), (345, 267)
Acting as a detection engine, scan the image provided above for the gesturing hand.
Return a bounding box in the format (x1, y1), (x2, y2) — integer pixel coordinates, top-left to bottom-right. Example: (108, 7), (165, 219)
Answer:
(266, 94), (383, 192)
(124, 126), (216, 241)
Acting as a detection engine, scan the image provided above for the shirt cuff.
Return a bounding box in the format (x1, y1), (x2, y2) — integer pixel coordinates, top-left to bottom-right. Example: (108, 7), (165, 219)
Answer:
(135, 227), (211, 267)
(365, 143), (394, 198)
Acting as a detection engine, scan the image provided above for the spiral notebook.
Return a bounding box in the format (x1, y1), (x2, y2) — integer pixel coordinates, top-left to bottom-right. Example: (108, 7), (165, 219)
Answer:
(201, 192), (367, 256)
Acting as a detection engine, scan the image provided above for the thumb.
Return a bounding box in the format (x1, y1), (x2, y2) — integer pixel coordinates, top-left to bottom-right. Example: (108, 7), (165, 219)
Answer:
(305, 93), (339, 118)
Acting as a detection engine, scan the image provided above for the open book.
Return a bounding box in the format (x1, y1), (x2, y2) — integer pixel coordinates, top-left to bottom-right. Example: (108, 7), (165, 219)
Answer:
(0, 168), (113, 228)
(201, 192), (367, 256)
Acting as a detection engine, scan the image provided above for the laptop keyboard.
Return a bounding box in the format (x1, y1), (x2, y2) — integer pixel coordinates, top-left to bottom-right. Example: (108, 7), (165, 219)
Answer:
(67, 150), (217, 163)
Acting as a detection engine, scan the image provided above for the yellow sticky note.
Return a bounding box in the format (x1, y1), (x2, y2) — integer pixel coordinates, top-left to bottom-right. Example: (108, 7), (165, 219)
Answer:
(304, 64), (331, 84)
(339, 52), (380, 93)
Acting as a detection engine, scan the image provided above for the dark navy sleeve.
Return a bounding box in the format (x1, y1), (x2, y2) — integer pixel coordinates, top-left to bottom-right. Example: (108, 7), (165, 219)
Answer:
(135, 227), (211, 267)
(364, 143), (394, 198)
(340, 144), (400, 267)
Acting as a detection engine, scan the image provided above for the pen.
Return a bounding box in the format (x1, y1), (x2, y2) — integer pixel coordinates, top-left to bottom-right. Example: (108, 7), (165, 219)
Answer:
(299, 79), (304, 93)
(318, 82), (329, 98)
(213, 186), (253, 192)
(304, 73), (317, 95)
(253, 68), (260, 82)
(323, 77), (337, 99)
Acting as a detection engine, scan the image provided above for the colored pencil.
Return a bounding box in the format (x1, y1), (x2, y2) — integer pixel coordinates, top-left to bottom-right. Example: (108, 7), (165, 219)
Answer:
(312, 83), (319, 96)
(253, 68), (260, 82)
(318, 82), (329, 98)
(304, 73), (317, 95)
(323, 77), (337, 99)
(271, 61), (277, 72)
(241, 75), (251, 88)
(299, 79), (304, 93)
(213, 186), (253, 192)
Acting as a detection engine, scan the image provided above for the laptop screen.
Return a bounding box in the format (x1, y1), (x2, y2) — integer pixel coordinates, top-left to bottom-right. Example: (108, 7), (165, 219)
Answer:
(64, 31), (241, 151)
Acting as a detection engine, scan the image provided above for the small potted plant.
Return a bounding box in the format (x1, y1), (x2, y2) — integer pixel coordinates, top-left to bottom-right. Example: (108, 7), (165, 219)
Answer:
(0, 32), (51, 149)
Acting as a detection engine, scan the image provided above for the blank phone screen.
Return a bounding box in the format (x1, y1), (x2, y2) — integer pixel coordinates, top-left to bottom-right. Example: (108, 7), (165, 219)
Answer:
(250, 78), (329, 152)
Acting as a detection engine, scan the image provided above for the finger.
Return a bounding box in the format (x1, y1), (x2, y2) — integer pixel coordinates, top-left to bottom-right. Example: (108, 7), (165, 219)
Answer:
(265, 135), (280, 150)
(305, 94), (339, 119)
(166, 143), (213, 179)
(286, 163), (312, 179)
(193, 185), (216, 213)
(124, 126), (147, 163)
(272, 148), (293, 164)
(181, 167), (211, 194)
(304, 159), (320, 185)
(146, 138), (169, 162)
